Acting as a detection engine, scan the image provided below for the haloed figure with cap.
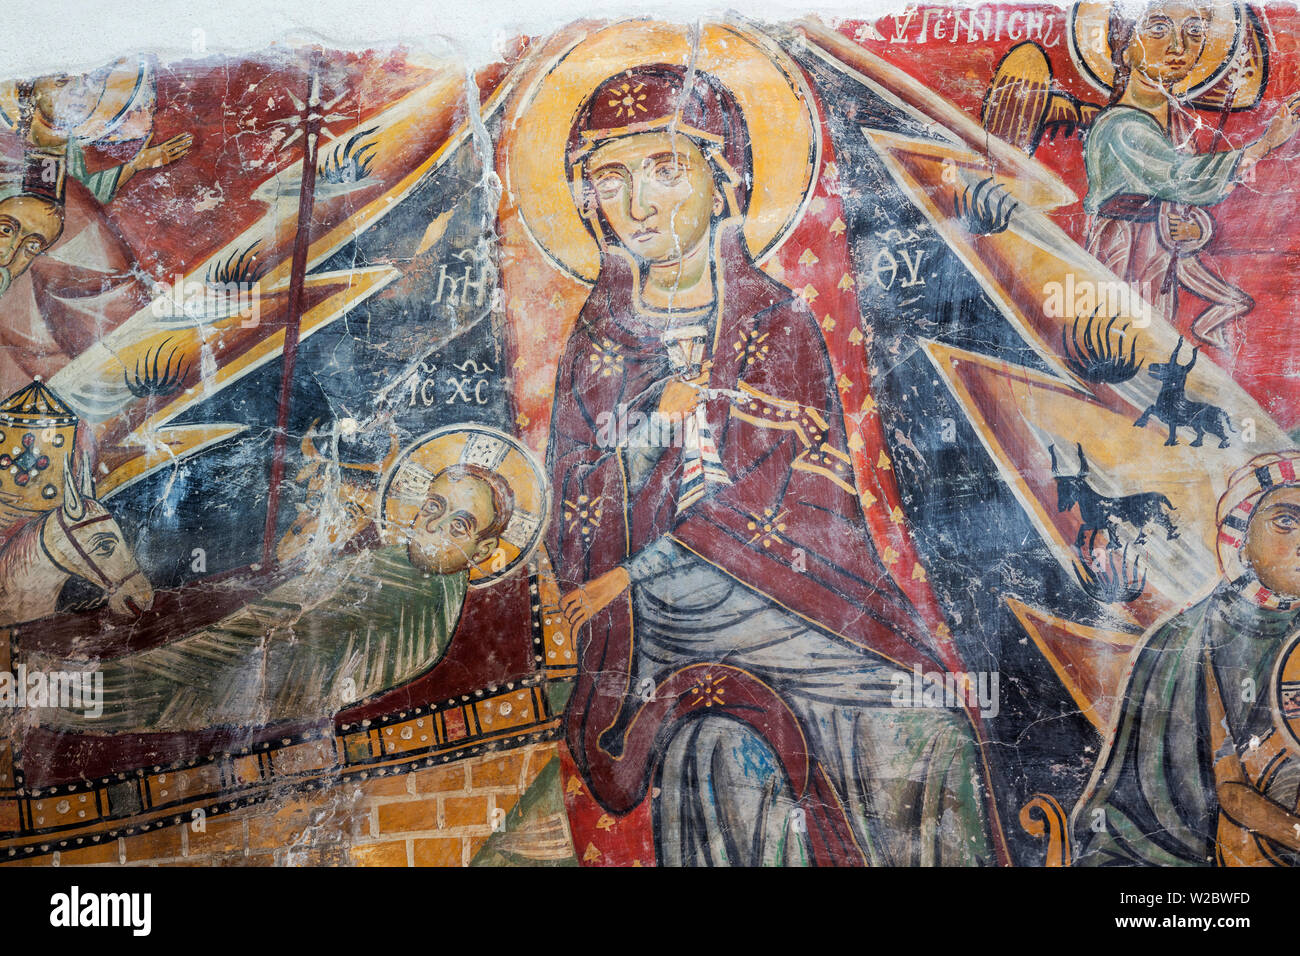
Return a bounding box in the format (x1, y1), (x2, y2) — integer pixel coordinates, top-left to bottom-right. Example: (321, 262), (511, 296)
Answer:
(546, 65), (995, 866)
(1075, 452), (1300, 866)
(0, 61), (192, 393)
(0, 154), (64, 298)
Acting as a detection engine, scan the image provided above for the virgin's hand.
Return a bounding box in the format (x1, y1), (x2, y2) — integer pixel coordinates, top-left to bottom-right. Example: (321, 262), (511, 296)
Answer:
(657, 361), (712, 420)
(560, 566), (631, 631)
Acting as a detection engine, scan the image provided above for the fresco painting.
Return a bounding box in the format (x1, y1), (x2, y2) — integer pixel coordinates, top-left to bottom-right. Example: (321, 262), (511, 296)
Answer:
(3, 1), (1300, 869)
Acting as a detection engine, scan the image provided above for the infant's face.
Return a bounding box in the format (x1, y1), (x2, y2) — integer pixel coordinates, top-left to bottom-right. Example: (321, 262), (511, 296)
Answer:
(407, 470), (498, 574)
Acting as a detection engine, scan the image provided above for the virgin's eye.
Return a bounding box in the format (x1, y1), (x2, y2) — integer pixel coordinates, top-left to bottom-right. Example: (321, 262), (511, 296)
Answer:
(594, 175), (624, 199)
(653, 161), (685, 185)
(1269, 514), (1300, 532)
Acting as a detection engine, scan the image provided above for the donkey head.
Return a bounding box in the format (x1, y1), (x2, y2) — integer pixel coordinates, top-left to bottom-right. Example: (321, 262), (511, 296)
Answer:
(54, 464), (154, 617)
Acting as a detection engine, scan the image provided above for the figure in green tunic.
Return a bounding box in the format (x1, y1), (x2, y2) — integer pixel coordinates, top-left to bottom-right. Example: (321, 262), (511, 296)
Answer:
(1082, 1), (1300, 347)
(1074, 451), (1300, 866)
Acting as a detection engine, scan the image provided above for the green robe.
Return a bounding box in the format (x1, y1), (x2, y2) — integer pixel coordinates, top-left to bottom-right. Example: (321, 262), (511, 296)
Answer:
(1083, 107), (1243, 216)
(64, 139), (126, 204)
(1073, 585), (1300, 865)
(42, 546), (467, 732)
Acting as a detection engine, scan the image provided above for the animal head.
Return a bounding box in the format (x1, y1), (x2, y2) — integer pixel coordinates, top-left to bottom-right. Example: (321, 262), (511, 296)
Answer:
(1147, 336), (1197, 385)
(44, 463), (154, 617)
(276, 422), (400, 566)
(1049, 443), (1090, 512)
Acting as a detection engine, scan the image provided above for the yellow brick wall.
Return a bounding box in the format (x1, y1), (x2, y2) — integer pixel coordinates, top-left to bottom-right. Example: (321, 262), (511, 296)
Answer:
(5, 743), (559, 867)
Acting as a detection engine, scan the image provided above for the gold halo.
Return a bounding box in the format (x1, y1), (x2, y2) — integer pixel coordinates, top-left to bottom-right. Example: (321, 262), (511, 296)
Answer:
(505, 20), (819, 284)
(1273, 628), (1300, 757)
(378, 425), (549, 589)
(0, 57), (154, 143)
(1068, 1), (1243, 102)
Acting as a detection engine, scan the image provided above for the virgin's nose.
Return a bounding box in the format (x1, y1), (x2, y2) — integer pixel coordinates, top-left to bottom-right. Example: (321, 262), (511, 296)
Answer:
(630, 172), (656, 222)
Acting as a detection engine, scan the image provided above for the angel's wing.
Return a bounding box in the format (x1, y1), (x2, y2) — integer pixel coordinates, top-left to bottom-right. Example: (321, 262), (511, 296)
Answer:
(983, 41), (1100, 155)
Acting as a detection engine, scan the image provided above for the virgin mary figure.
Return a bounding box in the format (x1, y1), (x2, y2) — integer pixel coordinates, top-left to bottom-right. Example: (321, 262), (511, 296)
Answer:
(544, 63), (995, 866)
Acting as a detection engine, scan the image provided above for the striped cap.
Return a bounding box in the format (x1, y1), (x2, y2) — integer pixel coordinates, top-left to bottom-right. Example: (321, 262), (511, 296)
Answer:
(1216, 451), (1300, 610)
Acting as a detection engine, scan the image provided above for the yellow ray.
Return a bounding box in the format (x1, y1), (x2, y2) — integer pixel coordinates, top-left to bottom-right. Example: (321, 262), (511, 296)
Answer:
(100, 266), (399, 496)
(1005, 596), (1141, 733)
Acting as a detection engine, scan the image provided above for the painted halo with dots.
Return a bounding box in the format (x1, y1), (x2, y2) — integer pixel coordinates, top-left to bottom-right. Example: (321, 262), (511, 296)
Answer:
(378, 424), (549, 589)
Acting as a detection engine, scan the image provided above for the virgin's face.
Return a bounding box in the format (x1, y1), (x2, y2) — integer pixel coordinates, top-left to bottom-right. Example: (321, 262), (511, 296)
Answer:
(584, 131), (721, 265)
(1127, 2), (1210, 88)
(1243, 487), (1300, 599)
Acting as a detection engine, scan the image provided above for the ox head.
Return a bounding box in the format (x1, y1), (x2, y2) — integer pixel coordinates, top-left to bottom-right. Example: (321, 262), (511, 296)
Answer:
(276, 421), (400, 566)
(1049, 442), (1089, 513)
(1148, 336), (1197, 385)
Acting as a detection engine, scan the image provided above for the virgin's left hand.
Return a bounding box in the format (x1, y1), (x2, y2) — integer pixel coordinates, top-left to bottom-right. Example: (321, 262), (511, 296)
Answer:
(560, 566), (631, 632)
